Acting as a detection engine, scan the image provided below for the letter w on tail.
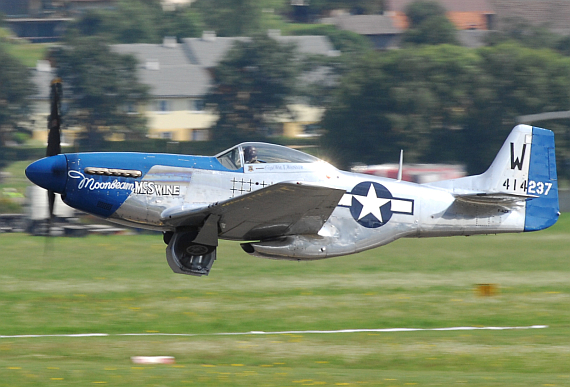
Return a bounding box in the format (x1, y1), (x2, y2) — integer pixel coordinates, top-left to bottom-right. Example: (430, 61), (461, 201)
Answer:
(510, 142), (526, 170)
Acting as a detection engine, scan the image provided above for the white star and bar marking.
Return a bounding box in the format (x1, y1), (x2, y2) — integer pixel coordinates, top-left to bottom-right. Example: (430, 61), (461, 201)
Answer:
(354, 184), (391, 222)
(338, 182), (414, 225)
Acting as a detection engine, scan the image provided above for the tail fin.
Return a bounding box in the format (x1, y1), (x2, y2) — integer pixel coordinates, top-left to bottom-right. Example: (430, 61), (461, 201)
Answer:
(428, 124), (559, 231)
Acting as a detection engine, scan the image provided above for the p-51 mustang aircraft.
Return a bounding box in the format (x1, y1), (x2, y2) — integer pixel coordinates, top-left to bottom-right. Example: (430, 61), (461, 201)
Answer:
(26, 81), (559, 276)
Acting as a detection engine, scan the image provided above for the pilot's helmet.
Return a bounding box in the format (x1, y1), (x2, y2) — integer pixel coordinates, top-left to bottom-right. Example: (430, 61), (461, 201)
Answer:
(243, 146), (257, 162)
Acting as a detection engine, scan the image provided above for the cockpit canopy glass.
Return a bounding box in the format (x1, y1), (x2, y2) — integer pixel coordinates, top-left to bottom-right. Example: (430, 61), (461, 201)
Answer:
(216, 147), (242, 170)
(216, 142), (319, 170)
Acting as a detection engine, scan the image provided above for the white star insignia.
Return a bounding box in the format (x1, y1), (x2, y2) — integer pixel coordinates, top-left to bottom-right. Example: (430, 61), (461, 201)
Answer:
(354, 184), (391, 222)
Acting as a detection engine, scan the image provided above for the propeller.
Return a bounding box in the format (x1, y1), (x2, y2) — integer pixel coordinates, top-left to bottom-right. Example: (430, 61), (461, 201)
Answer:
(46, 78), (63, 236)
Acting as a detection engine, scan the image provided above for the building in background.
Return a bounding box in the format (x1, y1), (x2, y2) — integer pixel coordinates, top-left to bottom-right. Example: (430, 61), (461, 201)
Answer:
(111, 33), (334, 141)
(112, 38), (215, 142)
(30, 33), (334, 143)
(387, 0), (496, 31)
(322, 1), (497, 49)
(322, 14), (402, 49)
(489, 0), (570, 35)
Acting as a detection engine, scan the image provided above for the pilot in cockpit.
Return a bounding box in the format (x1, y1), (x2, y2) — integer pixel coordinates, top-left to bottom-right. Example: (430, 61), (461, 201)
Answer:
(243, 146), (259, 164)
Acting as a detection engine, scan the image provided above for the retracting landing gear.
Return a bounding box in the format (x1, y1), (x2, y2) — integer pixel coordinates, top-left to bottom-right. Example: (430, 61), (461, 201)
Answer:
(165, 215), (219, 276)
(166, 230), (217, 276)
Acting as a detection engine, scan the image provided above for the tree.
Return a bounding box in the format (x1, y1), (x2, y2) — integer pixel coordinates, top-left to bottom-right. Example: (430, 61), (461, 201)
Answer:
(465, 43), (570, 173)
(69, 0), (203, 43)
(205, 35), (299, 144)
(485, 18), (559, 51)
(402, 1), (458, 46)
(405, 0), (446, 26)
(50, 36), (149, 149)
(0, 43), (36, 146)
(105, 0), (163, 43)
(70, 0), (161, 43)
(322, 45), (479, 168)
(293, 0), (385, 19)
(193, 0), (262, 37)
(287, 25), (374, 108)
(159, 6), (204, 40)
(322, 43), (570, 176)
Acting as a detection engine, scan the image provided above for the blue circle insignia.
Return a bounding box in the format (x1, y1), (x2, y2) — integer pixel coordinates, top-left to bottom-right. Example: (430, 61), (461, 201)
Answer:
(349, 182), (393, 228)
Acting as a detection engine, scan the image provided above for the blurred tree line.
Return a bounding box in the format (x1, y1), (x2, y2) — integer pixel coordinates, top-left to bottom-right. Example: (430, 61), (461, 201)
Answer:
(69, 0), (203, 42)
(0, 43), (35, 148)
(66, 0), (389, 41)
(50, 36), (149, 150)
(206, 35), (299, 145)
(321, 43), (570, 176)
(3, 0), (570, 179)
(401, 0), (458, 46)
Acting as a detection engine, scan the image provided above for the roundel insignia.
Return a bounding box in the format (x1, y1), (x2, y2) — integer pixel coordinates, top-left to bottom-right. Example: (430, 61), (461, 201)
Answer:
(339, 181), (415, 229)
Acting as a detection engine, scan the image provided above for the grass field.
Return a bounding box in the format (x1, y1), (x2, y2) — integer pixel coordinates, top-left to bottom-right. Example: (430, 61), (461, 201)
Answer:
(1, 161), (31, 193)
(1, 215), (570, 386)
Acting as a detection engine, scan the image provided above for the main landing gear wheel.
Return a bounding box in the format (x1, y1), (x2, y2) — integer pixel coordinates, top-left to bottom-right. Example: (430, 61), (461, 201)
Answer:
(166, 230), (217, 276)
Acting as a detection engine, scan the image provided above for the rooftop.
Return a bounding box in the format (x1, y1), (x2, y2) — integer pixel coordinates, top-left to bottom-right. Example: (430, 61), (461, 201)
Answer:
(182, 34), (334, 67)
(489, 0), (570, 33)
(112, 43), (210, 97)
(111, 34), (335, 98)
(322, 15), (402, 35)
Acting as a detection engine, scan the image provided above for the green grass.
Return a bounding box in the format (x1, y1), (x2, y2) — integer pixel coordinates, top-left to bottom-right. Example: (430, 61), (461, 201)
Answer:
(0, 160), (31, 193)
(1, 216), (570, 386)
(0, 160), (32, 213)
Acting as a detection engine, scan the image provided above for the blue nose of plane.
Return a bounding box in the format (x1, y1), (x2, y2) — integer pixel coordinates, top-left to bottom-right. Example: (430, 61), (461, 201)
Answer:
(25, 154), (68, 194)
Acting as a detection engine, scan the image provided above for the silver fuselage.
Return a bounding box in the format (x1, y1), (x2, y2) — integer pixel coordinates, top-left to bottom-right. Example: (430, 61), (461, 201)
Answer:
(109, 160), (523, 259)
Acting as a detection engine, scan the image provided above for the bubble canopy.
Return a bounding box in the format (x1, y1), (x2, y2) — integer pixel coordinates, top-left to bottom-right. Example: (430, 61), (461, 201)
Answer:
(216, 142), (320, 170)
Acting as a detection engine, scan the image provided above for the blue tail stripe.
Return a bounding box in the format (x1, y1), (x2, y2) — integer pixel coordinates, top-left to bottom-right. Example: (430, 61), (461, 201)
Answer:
(524, 127), (560, 231)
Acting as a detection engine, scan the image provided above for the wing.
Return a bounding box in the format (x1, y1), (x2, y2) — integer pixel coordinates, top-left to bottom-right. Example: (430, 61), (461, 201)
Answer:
(161, 182), (346, 240)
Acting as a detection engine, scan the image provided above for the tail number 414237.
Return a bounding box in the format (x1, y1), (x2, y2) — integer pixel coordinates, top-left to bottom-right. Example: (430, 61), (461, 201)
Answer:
(503, 179), (553, 196)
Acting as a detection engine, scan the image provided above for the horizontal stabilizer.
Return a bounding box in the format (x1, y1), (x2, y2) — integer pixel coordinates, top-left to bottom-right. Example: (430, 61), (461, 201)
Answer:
(454, 192), (538, 206)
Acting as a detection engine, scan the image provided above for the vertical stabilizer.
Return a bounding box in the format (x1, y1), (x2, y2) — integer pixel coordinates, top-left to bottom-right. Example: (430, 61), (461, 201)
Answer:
(481, 124), (559, 231)
(426, 125), (559, 231)
(483, 124), (533, 194)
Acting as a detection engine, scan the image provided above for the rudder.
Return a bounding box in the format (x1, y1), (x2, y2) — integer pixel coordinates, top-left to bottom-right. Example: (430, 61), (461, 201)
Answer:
(524, 127), (559, 231)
